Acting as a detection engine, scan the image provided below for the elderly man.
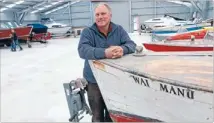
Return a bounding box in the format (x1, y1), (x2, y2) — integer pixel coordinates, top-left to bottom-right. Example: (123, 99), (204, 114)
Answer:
(78, 3), (136, 122)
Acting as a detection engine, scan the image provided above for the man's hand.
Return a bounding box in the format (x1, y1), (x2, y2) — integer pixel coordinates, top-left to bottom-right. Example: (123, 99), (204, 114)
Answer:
(105, 47), (114, 58)
(111, 46), (123, 59)
(105, 46), (123, 59)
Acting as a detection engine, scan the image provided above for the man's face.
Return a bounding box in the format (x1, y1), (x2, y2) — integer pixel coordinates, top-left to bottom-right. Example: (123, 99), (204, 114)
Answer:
(95, 5), (111, 28)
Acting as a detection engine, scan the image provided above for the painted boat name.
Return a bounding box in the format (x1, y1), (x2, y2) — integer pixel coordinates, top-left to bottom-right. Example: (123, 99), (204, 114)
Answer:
(130, 75), (194, 99)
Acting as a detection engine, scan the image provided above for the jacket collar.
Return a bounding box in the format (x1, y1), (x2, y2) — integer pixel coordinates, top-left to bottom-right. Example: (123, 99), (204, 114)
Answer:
(90, 22), (118, 36)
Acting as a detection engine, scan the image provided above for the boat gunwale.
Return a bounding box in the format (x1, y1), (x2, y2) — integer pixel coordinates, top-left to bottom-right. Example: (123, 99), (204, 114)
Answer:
(94, 56), (213, 93)
(143, 42), (213, 48)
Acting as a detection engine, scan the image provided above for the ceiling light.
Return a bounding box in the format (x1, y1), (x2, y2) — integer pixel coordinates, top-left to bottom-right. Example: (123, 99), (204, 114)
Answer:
(45, 5), (52, 8)
(51, 2), (59, 5)
(6, 4), (16, 8)
(31, 10), (39, 13)
(15, 0), (24, 4)
(38, 8), (45, 10)
(0, 7), (7, 12)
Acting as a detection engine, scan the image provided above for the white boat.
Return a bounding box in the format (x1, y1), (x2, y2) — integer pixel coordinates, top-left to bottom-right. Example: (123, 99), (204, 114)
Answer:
(42, 18), (72, 35)
(45, 22), (72, 35)
(144, 16), (192, 29)
(144, 16), (210, 33)
(89, 52), (213, 122)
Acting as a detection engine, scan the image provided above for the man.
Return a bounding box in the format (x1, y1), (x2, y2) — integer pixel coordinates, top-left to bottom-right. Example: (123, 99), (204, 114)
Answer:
(10, 33), (16, 52)
(10, 29), (23, 51)
(78, 3), (136, 122)
(27, 31), (35, 48)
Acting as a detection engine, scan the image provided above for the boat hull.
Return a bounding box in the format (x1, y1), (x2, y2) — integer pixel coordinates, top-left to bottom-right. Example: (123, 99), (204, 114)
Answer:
(27, 23), (48, 34)
(0, 26), (32, 40)
(48, 26), (72, 34)
(143, 43), (213, 52)
(89, 55), (213, 122)
(166, 29), (207, 41)
(0, 26), (32, 45)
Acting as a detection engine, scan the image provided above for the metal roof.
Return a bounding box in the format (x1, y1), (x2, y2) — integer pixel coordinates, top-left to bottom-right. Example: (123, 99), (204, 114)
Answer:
(0, 0), (74, 13)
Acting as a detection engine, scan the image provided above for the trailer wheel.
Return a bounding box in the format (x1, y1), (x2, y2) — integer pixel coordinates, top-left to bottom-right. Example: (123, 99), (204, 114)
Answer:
(66, 31), (71, 37)
(6, 43), (11, 47)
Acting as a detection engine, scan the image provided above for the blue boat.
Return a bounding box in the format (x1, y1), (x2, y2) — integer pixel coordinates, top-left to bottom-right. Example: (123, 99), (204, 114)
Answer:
(27, 23), (48, 34)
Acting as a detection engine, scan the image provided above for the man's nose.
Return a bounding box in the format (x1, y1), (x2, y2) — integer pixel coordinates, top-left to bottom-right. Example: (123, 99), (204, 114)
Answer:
(98, 14), (103, 18)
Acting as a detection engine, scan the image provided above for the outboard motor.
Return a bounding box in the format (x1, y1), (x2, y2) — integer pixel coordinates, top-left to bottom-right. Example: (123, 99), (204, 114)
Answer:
(63, 78), (92, 122)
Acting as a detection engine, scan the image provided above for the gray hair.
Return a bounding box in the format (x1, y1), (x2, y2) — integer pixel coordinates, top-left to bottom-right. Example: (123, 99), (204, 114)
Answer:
(94, 2), (112, 14)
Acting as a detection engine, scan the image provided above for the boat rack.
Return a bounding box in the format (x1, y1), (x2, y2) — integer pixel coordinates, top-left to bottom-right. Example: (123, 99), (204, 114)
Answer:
(63, 78), (92, 122)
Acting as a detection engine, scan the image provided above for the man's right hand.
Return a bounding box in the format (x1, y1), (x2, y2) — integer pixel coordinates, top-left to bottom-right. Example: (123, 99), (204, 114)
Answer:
(105, 46), (123, 59)
(105, 47), (115, 59)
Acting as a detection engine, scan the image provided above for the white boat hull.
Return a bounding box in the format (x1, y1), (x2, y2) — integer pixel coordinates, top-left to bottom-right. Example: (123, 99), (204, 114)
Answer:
(48, 26), (71, 34)
(89, 55), (213, 122)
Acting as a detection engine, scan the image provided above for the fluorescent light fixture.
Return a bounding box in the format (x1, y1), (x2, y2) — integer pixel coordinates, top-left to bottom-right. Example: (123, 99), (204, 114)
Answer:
(31, 10), (39, 13)
(6, 4), (16, 8)
(4, 0), (24, 9)
(15, 0), (24, 4)
(51, 2), (59, 5)
(38, 8), (45, 10)
(0, 7), (7, 12)
(45, 5), (52, 8)
(45, 0), (80, 15)
(44, 11), (52, 15)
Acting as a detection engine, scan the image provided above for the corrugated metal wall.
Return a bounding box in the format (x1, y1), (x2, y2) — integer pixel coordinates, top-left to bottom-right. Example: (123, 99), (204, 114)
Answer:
(91, 1), (130, 32)
(207, 2), (213, 19)
(22, 13), (41, 25)
(2, 0), (213, 32)
(0, 12), (14, 21)
(41, 1), (92, 27)
(40, 0), (193, 32)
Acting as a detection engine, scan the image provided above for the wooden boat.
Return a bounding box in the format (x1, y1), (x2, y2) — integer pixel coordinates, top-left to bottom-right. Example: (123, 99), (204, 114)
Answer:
(89, 52), (213, 122)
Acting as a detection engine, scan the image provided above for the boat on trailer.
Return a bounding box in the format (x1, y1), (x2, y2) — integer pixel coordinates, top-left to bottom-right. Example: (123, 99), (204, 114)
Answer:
(89, 51), (213, 122)
(0, 24), (32, 46)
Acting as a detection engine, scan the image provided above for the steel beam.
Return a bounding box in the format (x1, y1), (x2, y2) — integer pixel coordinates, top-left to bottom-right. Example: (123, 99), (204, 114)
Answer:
(18, 0), (48, 13)
(189, 0), (203, 18)
(43, 0), (81, 15)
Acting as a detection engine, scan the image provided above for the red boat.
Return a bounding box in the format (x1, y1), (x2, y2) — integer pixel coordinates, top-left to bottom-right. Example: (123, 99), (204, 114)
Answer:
(166, 29), (207, 41)
(0, 26), (32, 46)
(0, 26), (32, 40)
(143, 43), (213, 52)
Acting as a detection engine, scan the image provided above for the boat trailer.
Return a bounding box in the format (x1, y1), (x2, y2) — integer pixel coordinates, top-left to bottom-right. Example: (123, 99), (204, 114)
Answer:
(63, 78), (92, 122)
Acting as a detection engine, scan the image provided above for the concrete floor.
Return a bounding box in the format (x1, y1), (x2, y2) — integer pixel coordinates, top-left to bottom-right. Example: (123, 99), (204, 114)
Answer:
(1, 33), (152, 122)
